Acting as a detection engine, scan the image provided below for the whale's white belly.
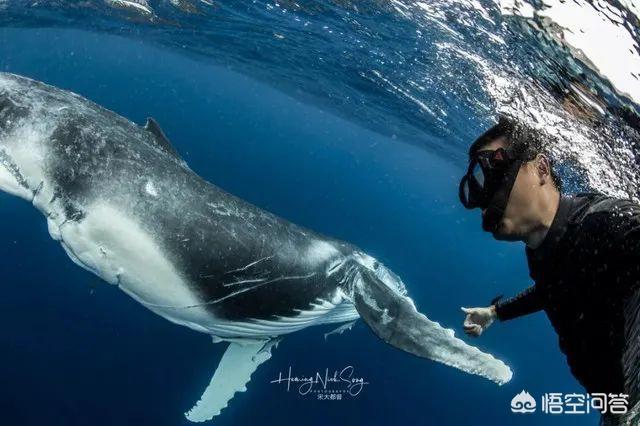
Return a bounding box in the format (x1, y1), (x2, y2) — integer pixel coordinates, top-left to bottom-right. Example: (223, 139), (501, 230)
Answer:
(50, 201), (216, 333)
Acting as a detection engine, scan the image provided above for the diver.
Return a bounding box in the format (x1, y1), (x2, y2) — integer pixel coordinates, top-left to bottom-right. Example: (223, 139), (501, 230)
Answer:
(459, 116), (640, 425)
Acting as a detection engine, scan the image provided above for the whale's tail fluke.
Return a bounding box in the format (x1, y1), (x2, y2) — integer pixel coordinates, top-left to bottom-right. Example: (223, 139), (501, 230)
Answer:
(350, 265), (513, 385)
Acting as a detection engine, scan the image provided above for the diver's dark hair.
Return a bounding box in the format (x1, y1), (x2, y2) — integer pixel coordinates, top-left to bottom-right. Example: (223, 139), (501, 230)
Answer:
(469, 115), (563, 192)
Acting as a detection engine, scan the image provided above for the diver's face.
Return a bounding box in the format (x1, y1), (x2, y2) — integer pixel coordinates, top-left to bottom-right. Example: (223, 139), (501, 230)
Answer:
(476, 138), (537, 241)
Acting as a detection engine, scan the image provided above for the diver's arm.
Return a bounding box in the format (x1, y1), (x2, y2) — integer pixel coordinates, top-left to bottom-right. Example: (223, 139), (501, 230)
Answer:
(461, 285), (543, 337)
(493, 285), (543, 321)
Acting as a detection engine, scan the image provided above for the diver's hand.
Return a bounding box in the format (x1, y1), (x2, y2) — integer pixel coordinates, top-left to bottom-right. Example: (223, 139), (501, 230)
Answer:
(461, 306), (496, 337)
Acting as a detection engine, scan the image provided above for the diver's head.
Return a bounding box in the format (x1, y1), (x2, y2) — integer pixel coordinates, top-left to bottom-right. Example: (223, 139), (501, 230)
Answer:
(459, 116), (562, 242)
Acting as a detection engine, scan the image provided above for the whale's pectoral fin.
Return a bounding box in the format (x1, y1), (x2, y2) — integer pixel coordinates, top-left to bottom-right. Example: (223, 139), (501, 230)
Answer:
(185, 339), (277, 423)
(351, 268), (513, 385)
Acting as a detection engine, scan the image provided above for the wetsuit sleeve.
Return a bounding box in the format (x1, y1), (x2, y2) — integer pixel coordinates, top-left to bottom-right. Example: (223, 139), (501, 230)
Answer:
(493, 285), (543, 321)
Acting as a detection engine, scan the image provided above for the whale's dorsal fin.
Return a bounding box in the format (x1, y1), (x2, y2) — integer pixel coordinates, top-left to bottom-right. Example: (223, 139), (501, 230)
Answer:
(144, 117), (182, 160)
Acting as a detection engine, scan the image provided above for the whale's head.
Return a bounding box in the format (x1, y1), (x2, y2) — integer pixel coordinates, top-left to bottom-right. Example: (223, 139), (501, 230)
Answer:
(0, 72), (63, 144)
(0, 73), (58, 200)
(0, 75), (31, 136)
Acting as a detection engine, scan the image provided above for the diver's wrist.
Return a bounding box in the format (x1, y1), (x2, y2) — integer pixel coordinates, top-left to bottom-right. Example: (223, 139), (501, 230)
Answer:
(489, 305), (497, 319)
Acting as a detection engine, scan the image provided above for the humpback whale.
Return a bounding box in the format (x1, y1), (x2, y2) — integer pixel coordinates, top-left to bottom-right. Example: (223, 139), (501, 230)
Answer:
(0, 73), (512, 422)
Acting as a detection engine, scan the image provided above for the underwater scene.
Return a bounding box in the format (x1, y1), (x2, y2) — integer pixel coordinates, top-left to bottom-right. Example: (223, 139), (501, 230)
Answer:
(0, 1), (639, 425)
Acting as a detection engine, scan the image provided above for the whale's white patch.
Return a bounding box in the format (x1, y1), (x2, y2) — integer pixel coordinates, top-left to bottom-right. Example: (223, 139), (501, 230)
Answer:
(7, 126), (47, 189)
(145, 180), (158, 197)
(0, 116), (52, 202)
(57, 202), (213, 330)
(305, 240), (340, 265)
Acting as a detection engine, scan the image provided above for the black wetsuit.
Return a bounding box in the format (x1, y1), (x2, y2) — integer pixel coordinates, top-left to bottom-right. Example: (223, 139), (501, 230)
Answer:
(494, 193), (640, 408)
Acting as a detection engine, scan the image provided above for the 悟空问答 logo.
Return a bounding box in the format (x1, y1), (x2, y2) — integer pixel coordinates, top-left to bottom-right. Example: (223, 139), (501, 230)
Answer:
(511, 390), (537, 413)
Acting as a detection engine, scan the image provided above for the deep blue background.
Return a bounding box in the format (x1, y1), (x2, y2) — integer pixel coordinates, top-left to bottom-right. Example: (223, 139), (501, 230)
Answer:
(0, 28), (594, 425)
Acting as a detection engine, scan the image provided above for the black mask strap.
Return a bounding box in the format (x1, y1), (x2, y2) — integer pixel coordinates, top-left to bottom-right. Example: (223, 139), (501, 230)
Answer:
(481, 159), (522, 232)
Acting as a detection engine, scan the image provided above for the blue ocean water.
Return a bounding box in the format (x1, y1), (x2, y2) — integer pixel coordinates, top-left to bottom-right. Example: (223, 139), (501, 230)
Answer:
(0, 25), (606, 426)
